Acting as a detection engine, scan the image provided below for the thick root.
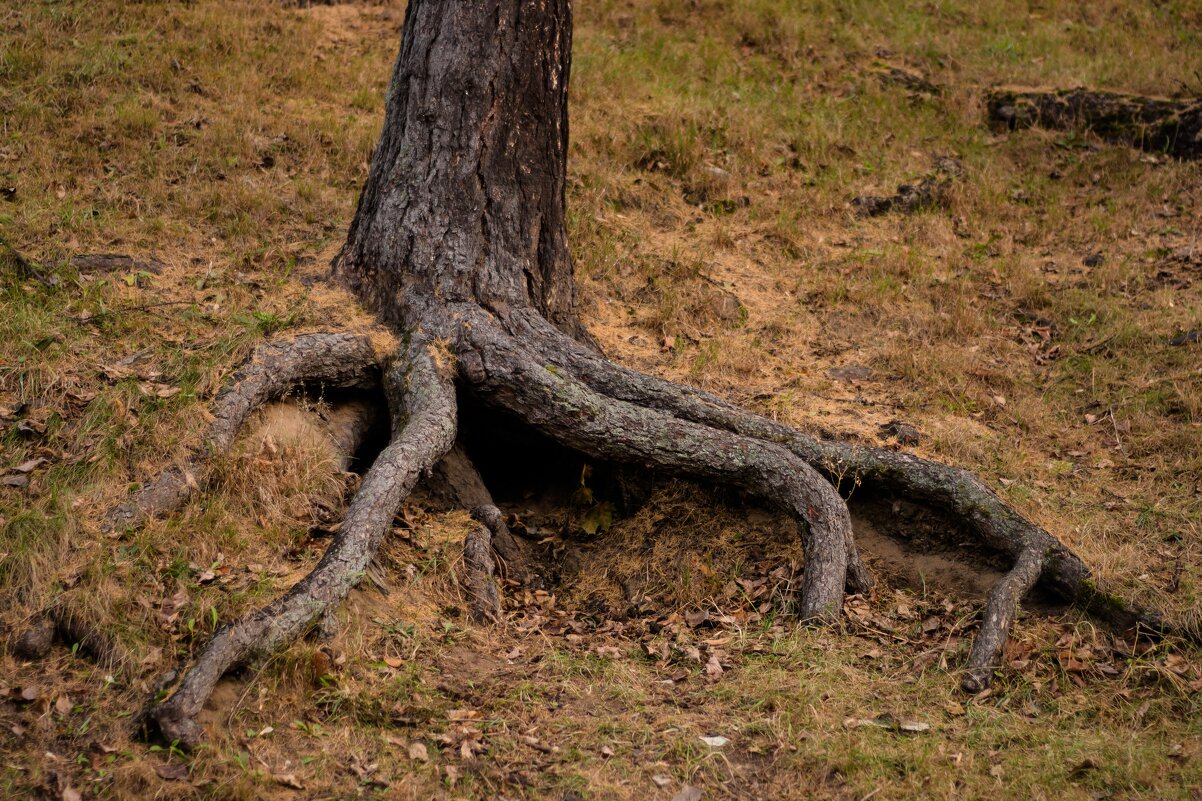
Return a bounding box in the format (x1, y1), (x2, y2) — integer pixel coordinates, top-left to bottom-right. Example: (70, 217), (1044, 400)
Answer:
(145, 343), (456, 749)
(470, 503), (528, 584)
(508, 311), (1177, 686)
(105, 333), (380, 532)
(458, 316), (866, 621)
(986, 87), (1202, 160)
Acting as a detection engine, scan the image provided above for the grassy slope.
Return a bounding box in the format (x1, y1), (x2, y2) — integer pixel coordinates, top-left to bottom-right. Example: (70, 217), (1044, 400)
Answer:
(1, 1), (1200, 799)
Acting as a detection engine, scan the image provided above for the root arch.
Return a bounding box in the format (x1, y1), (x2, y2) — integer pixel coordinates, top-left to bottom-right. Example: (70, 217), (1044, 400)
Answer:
(112, 304), (1179, 747)
(144, 340), (456, 749)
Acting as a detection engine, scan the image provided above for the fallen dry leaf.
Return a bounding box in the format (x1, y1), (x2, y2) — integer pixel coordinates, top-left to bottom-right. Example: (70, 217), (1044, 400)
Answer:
(672, 786), (703, 801)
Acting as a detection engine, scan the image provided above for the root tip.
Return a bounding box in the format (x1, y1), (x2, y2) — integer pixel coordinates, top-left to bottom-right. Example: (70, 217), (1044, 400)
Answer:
(961, 669), (992, 694)
(146, 702), (206, 752)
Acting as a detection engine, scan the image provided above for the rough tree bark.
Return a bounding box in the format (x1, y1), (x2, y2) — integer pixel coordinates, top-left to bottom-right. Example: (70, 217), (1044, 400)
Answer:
(118, 0), (1182, 747)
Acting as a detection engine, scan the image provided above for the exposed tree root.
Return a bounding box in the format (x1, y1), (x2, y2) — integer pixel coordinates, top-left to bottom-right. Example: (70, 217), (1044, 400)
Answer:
(69, 253), (165, 276)
(986, 87), (1202, 159)
(963, 547), (1044, 693)
(458, 314), (868, 622)
(874, 65), (941, 97)
(104, 332), (380, 533)
(101, 0), (1187, 755)
(428, 445), (531, 581)
(851, 175), (948, 217)
(143, 342), (456, 749)
(120, 310), (1182, 743)
(506, 312), (1180, 678)
(851, 157), (962, 217)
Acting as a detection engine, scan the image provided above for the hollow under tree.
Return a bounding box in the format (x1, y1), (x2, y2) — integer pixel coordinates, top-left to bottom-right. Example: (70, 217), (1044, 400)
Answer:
(118, 0), (1182, 748)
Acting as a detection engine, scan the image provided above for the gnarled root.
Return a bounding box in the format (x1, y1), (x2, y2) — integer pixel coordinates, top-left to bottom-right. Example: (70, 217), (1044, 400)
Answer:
(458, 316), (869, 622)
(145, 343), (456, 749)
(125, 300), (1183, 740)
(502, 311), (1177, 687)
(105, 333), (380, 532)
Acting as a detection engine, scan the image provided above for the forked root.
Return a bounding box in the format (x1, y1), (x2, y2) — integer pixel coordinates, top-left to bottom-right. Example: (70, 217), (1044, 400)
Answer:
(123, 301), (1180, 741)
(458, 316), (868, 622)
(105, 333), (380, 532)
(510, 311), (1179, 687)
(145, 343), (456, 749)
(428, 445), (532, 582)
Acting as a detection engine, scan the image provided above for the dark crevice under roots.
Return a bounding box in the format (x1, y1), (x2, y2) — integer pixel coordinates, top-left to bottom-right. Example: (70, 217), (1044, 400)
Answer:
(94, 326), (1181, 750)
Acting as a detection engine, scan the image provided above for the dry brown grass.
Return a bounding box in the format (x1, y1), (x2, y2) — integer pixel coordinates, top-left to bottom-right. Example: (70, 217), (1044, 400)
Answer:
(1, 1), (1200, 799)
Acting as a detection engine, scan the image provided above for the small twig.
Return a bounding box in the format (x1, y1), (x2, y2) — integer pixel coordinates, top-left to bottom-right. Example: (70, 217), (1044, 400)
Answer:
(1108, 408), (1124, 453)
(849, 619), (921, 645)
(1081, 334), (1117, 355)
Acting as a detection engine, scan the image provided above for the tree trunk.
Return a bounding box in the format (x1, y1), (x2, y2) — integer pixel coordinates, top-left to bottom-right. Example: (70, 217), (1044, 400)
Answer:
(332, 0), (866, 618)
(334, 0), (589, 343)
(119, 0), (1185, 749)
